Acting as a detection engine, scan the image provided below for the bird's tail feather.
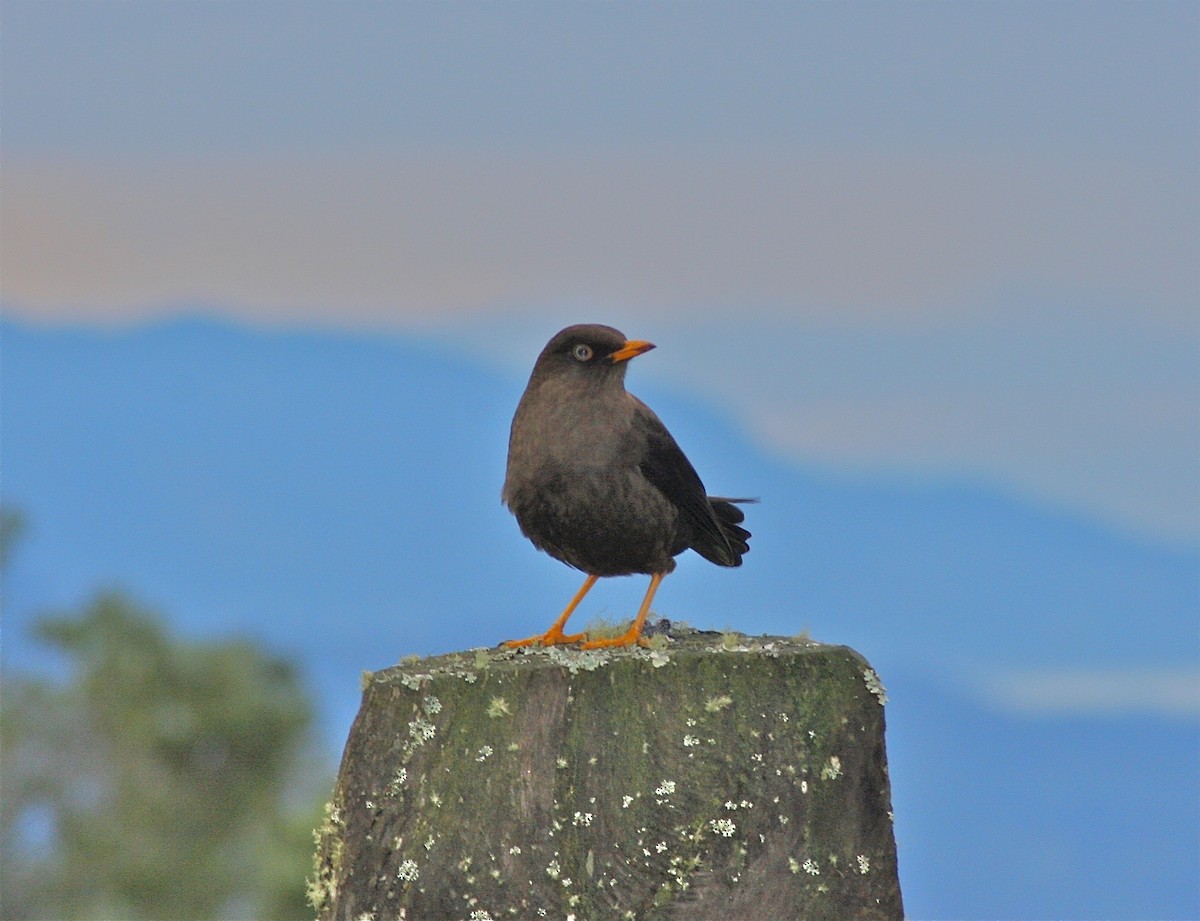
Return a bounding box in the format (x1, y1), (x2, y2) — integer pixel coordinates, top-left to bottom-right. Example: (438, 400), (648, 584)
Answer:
(698, 497), (756, 566)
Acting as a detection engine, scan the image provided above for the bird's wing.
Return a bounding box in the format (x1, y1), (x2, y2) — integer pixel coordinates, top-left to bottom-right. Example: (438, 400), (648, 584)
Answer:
(630, 397), (738, 565)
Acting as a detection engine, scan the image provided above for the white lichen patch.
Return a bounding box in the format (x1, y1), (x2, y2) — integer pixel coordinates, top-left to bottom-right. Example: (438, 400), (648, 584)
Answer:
(666, 854), (702, 891)
(387, 767), (407, 796)
(475, 745), (493, 762)
(408, 717), (436, 746)
(399, 672), (430, 691)
(803, 857), (820, 876)
(305, 800), (345, 912)
(821, 755), (843, 780)
(545, 645), (607, 674)
(683, 734), (700, 747)
(857, 854), (871, 874)
(863, 667), (889, 705)
(709, 818), (736, 837)
(397, 859), (419, 882)
(654, 779), (676, 798)
(572, 812), (594, 826)
(487, 696), (512, 718)
(622, 795), (635, 808)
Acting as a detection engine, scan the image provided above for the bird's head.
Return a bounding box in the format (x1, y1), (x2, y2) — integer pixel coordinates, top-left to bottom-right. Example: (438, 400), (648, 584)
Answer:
(530, 324), (656, 386)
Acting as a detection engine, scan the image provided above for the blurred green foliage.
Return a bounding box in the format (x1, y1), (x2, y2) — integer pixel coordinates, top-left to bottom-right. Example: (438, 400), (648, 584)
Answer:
(1, 588), (330, 920)
(0, 507), (27, 569)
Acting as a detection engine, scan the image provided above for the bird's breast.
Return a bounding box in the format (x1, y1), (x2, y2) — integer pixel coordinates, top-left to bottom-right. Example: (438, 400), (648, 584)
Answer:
(507, 386), (637, 473)
(505, 465), (679, 576)
(502, 381), (679, 574)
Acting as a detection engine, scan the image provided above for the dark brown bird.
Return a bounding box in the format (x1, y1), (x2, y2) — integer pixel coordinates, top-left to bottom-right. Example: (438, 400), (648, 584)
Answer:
(502, 324), (752, 649)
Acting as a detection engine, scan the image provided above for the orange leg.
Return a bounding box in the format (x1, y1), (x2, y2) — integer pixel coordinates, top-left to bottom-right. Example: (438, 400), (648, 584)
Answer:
(579, 572), (665, 650)
(503, 574), (598, 648)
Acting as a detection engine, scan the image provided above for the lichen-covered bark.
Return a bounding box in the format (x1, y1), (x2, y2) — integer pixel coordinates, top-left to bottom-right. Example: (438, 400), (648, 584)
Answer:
(311, 631), (903, 921)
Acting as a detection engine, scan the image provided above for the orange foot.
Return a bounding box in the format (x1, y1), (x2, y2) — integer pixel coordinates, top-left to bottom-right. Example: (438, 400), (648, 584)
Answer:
(502, 625), (586, 648)
(579, 627), (651, 650)
(502, 575), (599, 648)
(579, 572), (665, 650)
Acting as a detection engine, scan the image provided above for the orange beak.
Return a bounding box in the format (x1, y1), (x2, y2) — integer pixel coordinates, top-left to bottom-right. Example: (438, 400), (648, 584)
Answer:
(610, 339), (656, 363)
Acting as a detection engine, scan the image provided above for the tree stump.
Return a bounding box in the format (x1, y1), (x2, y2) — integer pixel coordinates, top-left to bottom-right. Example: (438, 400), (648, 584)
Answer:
(310, 629), (903, 920)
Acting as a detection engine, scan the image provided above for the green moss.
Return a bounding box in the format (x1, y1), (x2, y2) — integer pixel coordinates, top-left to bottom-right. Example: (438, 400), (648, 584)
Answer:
(306, 797), (346, 914)
(320, 635), (899, 920)
(579, 614), (630, 640)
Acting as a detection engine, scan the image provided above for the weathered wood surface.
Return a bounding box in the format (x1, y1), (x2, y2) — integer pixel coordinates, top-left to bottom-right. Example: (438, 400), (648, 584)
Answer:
(311, 629), (903, 920)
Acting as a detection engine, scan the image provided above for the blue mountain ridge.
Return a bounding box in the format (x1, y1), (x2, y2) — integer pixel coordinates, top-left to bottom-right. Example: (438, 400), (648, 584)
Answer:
(2, 316), (1196, 919)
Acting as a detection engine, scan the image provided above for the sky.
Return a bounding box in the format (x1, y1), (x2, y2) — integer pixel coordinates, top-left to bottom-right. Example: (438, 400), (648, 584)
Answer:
(3, 0), (1198, 542)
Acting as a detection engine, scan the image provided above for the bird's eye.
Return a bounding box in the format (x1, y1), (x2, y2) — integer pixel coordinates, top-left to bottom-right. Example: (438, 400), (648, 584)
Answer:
(571, 343), (594, 362)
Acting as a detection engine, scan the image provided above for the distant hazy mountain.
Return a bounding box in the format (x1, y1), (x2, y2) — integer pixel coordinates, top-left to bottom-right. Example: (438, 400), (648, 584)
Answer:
(3, 317), (1196, 919)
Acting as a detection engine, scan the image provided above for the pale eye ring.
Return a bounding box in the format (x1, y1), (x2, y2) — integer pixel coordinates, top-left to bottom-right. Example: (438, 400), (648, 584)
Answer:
(572, 343), (593, 362)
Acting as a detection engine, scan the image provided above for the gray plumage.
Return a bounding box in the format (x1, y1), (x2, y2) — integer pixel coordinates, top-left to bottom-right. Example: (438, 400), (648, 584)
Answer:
(502, 324), (751, 580)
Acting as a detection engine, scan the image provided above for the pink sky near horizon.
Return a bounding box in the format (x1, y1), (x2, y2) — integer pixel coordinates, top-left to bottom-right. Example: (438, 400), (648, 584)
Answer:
(2, 1), (1196, 542)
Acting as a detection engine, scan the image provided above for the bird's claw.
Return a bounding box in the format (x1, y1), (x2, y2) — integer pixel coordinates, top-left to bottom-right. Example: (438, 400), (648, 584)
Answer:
(501, 628), (586, 649)
(578, 631), (651, 650)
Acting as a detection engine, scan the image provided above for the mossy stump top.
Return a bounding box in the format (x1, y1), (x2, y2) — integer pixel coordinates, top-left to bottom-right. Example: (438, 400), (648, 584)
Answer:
(311, 629), (903, 920)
